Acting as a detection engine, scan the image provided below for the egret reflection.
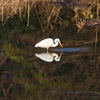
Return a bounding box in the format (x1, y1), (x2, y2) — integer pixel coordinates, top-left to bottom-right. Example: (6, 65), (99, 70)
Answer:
(35, 52), (62, 62)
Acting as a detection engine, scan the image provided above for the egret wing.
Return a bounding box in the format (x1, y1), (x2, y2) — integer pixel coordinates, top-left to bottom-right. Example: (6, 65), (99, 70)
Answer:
(35, 53), (53, 62)
(35, 38), (53, 48)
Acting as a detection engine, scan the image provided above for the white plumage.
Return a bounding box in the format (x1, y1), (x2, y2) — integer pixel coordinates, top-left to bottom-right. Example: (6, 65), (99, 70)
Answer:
(35, 38), (63, 50)
(35, 52), (61, 62)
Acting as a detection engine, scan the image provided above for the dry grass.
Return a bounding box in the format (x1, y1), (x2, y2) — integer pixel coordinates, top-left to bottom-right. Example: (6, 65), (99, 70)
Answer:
(0, 0), (100, 31)
(0, 0), (65, 30)
(0, 0), (28, 24)
(72, 0), (100, 32)
(0, 0), (41, 24)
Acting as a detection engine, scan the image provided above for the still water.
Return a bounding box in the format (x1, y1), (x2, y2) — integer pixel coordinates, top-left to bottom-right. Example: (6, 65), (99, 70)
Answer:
(0, 23), (100, 100)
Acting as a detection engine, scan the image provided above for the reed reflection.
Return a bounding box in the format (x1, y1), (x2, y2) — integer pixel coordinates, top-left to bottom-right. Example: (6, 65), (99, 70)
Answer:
(35, 52), (62, 62)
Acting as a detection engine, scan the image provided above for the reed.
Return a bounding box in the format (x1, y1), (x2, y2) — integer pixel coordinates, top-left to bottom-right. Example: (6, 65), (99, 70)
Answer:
(0, 0), (100, 31)
(0, 0), (27, 23)
(0, 0), (65, 30)
(72, 0), (100, 32)
(0, 0), (33, 21)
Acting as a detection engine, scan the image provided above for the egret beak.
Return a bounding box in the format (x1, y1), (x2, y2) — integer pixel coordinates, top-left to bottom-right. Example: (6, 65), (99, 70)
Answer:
(59, 42), (63, 47)
(59, 53), (63, 58)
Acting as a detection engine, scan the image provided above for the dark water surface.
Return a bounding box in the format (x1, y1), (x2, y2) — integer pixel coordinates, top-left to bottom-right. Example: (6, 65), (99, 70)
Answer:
(0, 21), (100, 100)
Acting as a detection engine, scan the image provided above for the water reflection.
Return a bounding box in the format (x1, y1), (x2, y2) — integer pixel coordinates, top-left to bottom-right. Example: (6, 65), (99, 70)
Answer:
(35, 47), (91, 62)
(35, 52), (62, 62)
(53, 47), (90, 52)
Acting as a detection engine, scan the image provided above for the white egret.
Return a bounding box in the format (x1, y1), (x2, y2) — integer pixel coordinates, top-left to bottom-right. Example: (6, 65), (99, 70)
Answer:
(35, 38), (63, 50)
(35, 52), (62, 62)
